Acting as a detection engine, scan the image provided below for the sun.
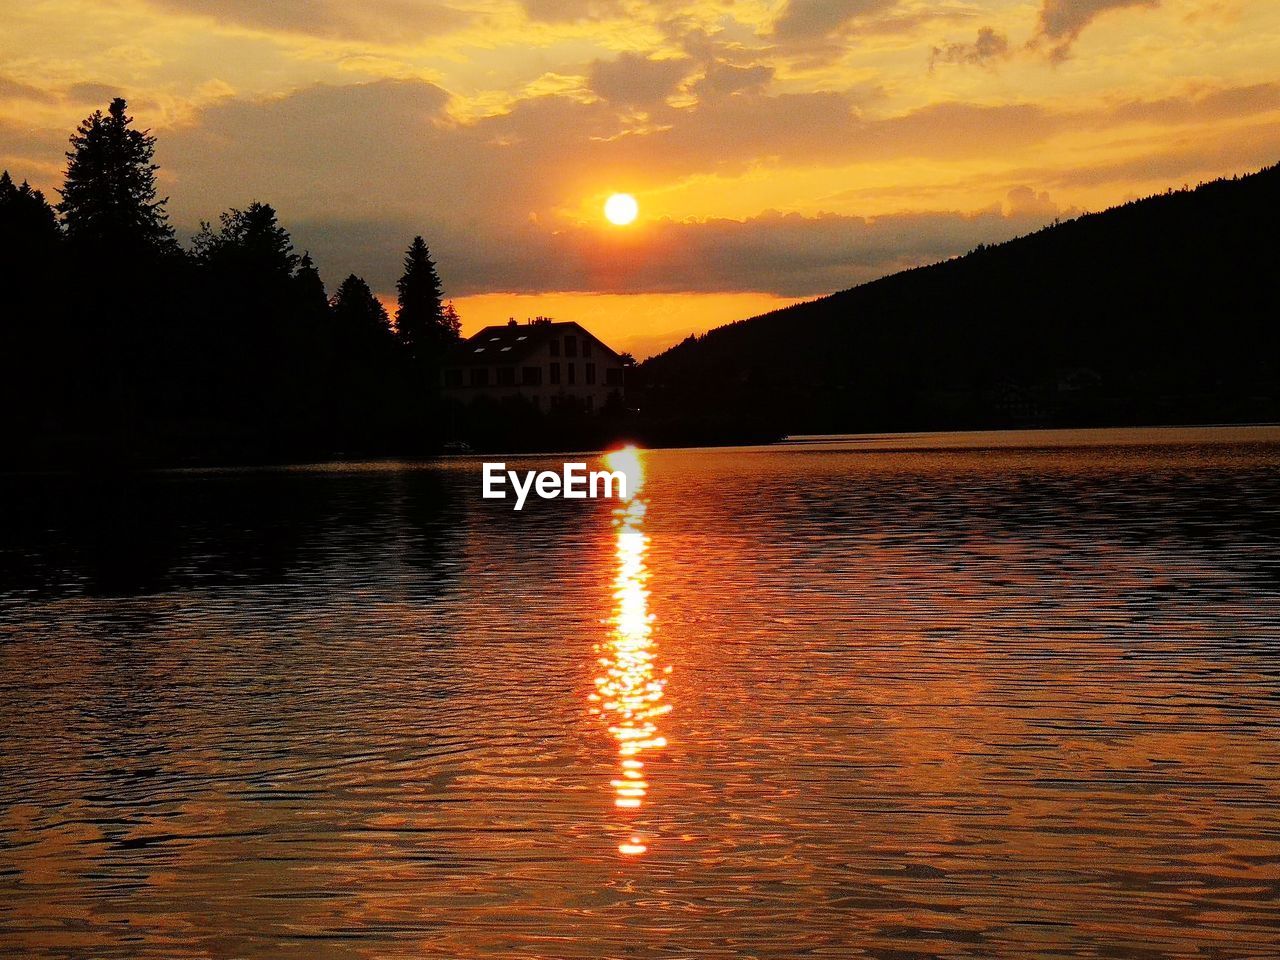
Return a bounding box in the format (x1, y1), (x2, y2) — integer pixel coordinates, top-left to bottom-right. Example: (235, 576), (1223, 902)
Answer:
(604, 193), (639, 226)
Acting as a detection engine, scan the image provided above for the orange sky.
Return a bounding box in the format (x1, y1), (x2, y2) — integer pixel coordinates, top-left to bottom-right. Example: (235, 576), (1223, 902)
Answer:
(2, 0), (1278, 356)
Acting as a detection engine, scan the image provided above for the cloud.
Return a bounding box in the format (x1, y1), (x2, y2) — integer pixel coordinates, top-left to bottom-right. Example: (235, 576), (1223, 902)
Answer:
(67, 82), (123, 104)
(0, 76), (57, 105)
(588, 53), (692, 107)
(0, 117), (72, 180)
(1003, 185), (1058, 218)
(142, 76), (1280, 302)
(284, 201), (1077, 300)
(771, 0), (899, 41)
(518, 0), (625, 22)
(143, 0), (469, 43)
(1035, 0), (1159, 60)
(693, 62), (775, 98)
(1106, 82), (1280, 126)
(930, 27), (1010, 69)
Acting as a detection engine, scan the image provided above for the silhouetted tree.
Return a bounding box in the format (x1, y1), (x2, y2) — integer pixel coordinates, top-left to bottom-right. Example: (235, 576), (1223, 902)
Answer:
(395, 235), (447, 355)
(57, 98), (174, 253)
(441, 300), (461, 339)
(332, 274), (393, 342)
(293, 251), (327, 312)
(0, 171), (60, 254)
(1, 171), (65, 445)
(1, 100), (470, 465)
(193, 202), (298, 276)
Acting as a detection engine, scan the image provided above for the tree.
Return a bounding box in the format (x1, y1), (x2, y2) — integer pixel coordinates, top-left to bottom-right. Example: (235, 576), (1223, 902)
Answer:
(293, 251), (327, 312)
(394, 235), (447, 354)
(441, 300), (461, 340)
(0, 171), (60, 253)
(1, 171), (64, 442)
(193, 202), (298, 276)
(332, 274), (392, 342)
(57, 98), (174, 252)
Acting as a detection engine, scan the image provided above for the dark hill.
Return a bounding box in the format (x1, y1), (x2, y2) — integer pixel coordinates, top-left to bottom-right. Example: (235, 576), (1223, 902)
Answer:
(635, 163), (1280, 440)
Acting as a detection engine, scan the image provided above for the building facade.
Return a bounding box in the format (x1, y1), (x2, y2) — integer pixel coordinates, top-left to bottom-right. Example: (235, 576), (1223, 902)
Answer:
(442, 319), (625, 412)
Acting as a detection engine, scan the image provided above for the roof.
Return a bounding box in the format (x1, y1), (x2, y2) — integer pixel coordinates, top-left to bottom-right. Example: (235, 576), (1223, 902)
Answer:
(448, 320), (621, 366)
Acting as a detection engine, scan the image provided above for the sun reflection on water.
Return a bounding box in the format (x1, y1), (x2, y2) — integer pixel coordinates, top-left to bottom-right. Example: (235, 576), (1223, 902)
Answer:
(590, 446), (669, 856)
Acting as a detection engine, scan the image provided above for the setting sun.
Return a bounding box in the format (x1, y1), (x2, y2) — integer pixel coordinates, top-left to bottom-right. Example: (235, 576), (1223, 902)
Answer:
(604, 193), (638, 226)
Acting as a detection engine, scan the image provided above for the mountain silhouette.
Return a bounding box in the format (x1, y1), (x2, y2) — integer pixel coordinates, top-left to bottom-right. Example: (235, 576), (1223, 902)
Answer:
(635, 163), (1280, 440)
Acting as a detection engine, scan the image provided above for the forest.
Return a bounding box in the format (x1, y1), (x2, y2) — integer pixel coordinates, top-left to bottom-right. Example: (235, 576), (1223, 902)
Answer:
(0, 99), (460, 466)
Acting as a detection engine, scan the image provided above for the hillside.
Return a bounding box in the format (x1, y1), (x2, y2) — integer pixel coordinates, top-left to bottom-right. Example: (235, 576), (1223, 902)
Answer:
(635, 164), (1280, 439)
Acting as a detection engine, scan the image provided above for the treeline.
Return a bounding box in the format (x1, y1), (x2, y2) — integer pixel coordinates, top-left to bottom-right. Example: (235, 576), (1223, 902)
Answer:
(635, 162), (1280, 439)
(0, 98), (460, 466)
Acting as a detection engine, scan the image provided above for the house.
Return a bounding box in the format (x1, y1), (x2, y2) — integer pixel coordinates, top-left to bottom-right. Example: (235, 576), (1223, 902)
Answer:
(442, 318), (625, 412)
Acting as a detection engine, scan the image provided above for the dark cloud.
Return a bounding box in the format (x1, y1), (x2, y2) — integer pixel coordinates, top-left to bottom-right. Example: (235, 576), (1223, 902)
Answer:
(519, 0), (625, 22)
(67, 82), (123, 104)
(694, 62), (775, 98)
(144, 0), (469, 42)
(537, 202), (1077, 296)
(285, 199), (1075, 300)
(1107, 82), (1280, 125)
(0, 76), (57, 105)
(930, 27), (1010, 69)
(1035, 0), (1159, 60)
(771, 0), (898, 41)
(589, 53), (692, 107)
(0, 118), (73, 182)
(152, 77), (1279, 301)
(1000, 119), (1280, 191)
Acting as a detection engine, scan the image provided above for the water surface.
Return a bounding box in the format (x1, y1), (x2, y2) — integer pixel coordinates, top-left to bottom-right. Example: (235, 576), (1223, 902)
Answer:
(2, 428), (1279, 958)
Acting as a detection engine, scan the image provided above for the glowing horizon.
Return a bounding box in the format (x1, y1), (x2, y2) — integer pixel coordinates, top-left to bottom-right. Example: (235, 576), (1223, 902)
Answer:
(2, 0), (1277, 353)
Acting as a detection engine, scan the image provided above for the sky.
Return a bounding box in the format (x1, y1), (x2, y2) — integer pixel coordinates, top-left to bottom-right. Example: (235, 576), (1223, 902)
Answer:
(1, 1), (1278, 357)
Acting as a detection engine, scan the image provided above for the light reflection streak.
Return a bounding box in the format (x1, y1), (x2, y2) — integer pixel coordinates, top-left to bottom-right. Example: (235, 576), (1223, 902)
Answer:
(590, 447), (668, 856)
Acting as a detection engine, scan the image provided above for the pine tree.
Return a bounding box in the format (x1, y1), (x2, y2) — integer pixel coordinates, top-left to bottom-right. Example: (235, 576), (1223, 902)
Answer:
(394, 235), (444, 354)
(332, 274), (392, 341)
(293, 251), (327, 313)
(57, 98), (174, 251)
(193, 202), (298, 276)
(441, 300), (462, 340)
(1, 170), (61, 268)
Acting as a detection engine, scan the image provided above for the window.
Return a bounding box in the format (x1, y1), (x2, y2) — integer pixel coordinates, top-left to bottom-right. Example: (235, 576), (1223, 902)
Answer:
(549, 362), (560, 385)
(582, 339), (592, 358)
(567, 362), (576, 385)
(606, 367), (623, 387)
(585, 362), (596, 385)
(521, 366), (542, 386)
(444, 368), (463, 388)
(549, 339), (560, 357)
(470, 367), (489, 387)
(585, 395), (594, 412)
(564, 335), (577, 357)
(497, 367), (516, 386)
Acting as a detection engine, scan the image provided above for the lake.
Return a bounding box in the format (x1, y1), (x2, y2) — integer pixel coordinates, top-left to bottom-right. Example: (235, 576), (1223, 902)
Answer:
(2, 427), (1279, 958)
